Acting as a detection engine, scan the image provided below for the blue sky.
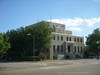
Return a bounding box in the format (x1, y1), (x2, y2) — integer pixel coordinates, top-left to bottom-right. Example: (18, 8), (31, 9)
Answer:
(0, 0), (100, 39)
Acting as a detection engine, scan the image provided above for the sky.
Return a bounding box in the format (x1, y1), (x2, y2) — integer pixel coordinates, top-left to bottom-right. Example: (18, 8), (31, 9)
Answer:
(0, 0), (100, 40)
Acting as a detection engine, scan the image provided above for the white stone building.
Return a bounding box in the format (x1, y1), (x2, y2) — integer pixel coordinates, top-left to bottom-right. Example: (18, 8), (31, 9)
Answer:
(48, 22), (84, 59)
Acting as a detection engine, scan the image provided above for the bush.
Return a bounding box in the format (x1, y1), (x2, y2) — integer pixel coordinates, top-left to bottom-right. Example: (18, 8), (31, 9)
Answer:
(39, 53), (46, 60)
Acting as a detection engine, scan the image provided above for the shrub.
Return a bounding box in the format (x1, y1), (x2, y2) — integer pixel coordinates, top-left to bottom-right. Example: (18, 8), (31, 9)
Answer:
(39, 53), (46, 60)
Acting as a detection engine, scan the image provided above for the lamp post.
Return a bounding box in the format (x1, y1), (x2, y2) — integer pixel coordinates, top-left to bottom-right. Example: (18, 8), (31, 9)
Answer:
(27, 34), (35, 61)
(96, 41), (100, 60)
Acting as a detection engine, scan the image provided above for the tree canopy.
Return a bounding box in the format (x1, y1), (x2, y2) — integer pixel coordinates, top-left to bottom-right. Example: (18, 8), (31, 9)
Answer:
(4, 21), (53, 60)
(86, 28), (100, 53)
(0, 33), (10, 58)
(32, 21), (53, 52)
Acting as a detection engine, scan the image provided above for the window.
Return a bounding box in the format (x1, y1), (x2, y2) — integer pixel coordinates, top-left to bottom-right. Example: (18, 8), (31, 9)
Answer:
(74, 38), (76, 42)
(78, 46), (79, 52)
(74, 46), (76, 52)
(57, 36), (59, 40)
(77, 38), (79, 42)
(61, 36), (63, 41)
(53, 45), (55, 52)
(61, 45), (63, 52)
(80, 38), (82, 42)
(57, 45), (59, 52)
(66, 37), (68, 41)
(53, 35), (55, 40)
(81, 47), (82, 52)
(68, 46), (70, 52)
(70, 37), (71, 41)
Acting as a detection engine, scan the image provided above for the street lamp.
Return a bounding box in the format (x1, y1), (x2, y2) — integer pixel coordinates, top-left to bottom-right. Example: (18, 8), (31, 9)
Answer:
(96, 41), (100, 60)
(27, 33), (35, 61)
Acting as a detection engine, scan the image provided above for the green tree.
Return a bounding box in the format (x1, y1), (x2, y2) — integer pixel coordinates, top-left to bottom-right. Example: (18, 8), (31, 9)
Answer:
(0, 33), (10, 59)
(5, 27), (33, 59)
(86, 28), (100, 54)
(27, 21), (53, 58)
(5, 21), (53, 60)
(83, 46), (90, 58)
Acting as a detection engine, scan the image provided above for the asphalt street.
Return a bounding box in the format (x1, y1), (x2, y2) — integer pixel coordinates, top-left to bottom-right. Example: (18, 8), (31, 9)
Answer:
(0, 59), (100, 75)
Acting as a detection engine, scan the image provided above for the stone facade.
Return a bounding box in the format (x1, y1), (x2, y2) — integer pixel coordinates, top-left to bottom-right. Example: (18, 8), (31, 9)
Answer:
(48, 22), (84, 59)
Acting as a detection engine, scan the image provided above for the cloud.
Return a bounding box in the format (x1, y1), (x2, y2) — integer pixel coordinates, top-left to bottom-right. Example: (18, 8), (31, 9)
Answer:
(92, 0), (100, 2)
(47, 17), (100, 27)
(68, 27), (82, 31)
(47, 17), (100, 31)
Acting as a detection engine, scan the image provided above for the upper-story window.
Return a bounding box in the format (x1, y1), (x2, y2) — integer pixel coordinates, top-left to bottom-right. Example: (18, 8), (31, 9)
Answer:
(77, 38), (79, 42)
(66, 37), (68, 41)
(74, 38), (76, 42)
(80, 38), (82, 42)
(53, 35), (55, 40)
(70, 37), (71, 41)
(57, 36), (59, 40)
(61, 36), (63, 41)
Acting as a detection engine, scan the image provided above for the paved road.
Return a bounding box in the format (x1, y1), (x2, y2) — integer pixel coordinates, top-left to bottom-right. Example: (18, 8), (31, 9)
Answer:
(0, 59), (100, 75)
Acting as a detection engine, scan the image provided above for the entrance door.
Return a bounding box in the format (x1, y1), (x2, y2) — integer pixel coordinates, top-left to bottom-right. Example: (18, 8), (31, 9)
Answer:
(68, 46), (70, 52)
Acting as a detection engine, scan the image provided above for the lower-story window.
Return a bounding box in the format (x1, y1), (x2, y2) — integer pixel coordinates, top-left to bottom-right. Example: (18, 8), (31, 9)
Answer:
(57, 45), (59, 52)
(81, 47), (82, 52)
(53, 45), (55, 52)
(74, 46), (76, 52)
(78, 46), (79, 52)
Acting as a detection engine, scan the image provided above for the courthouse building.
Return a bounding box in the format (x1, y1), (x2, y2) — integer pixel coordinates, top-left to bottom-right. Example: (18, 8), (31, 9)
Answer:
(47, 21), (84, 59)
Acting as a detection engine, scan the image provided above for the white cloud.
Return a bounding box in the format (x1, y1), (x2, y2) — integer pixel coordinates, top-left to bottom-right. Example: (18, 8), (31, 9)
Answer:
(47, 17), (100, 27)
(92, 0), (100, 2)
(47, 17), (100, 31)
(68, 27), (82, 31)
